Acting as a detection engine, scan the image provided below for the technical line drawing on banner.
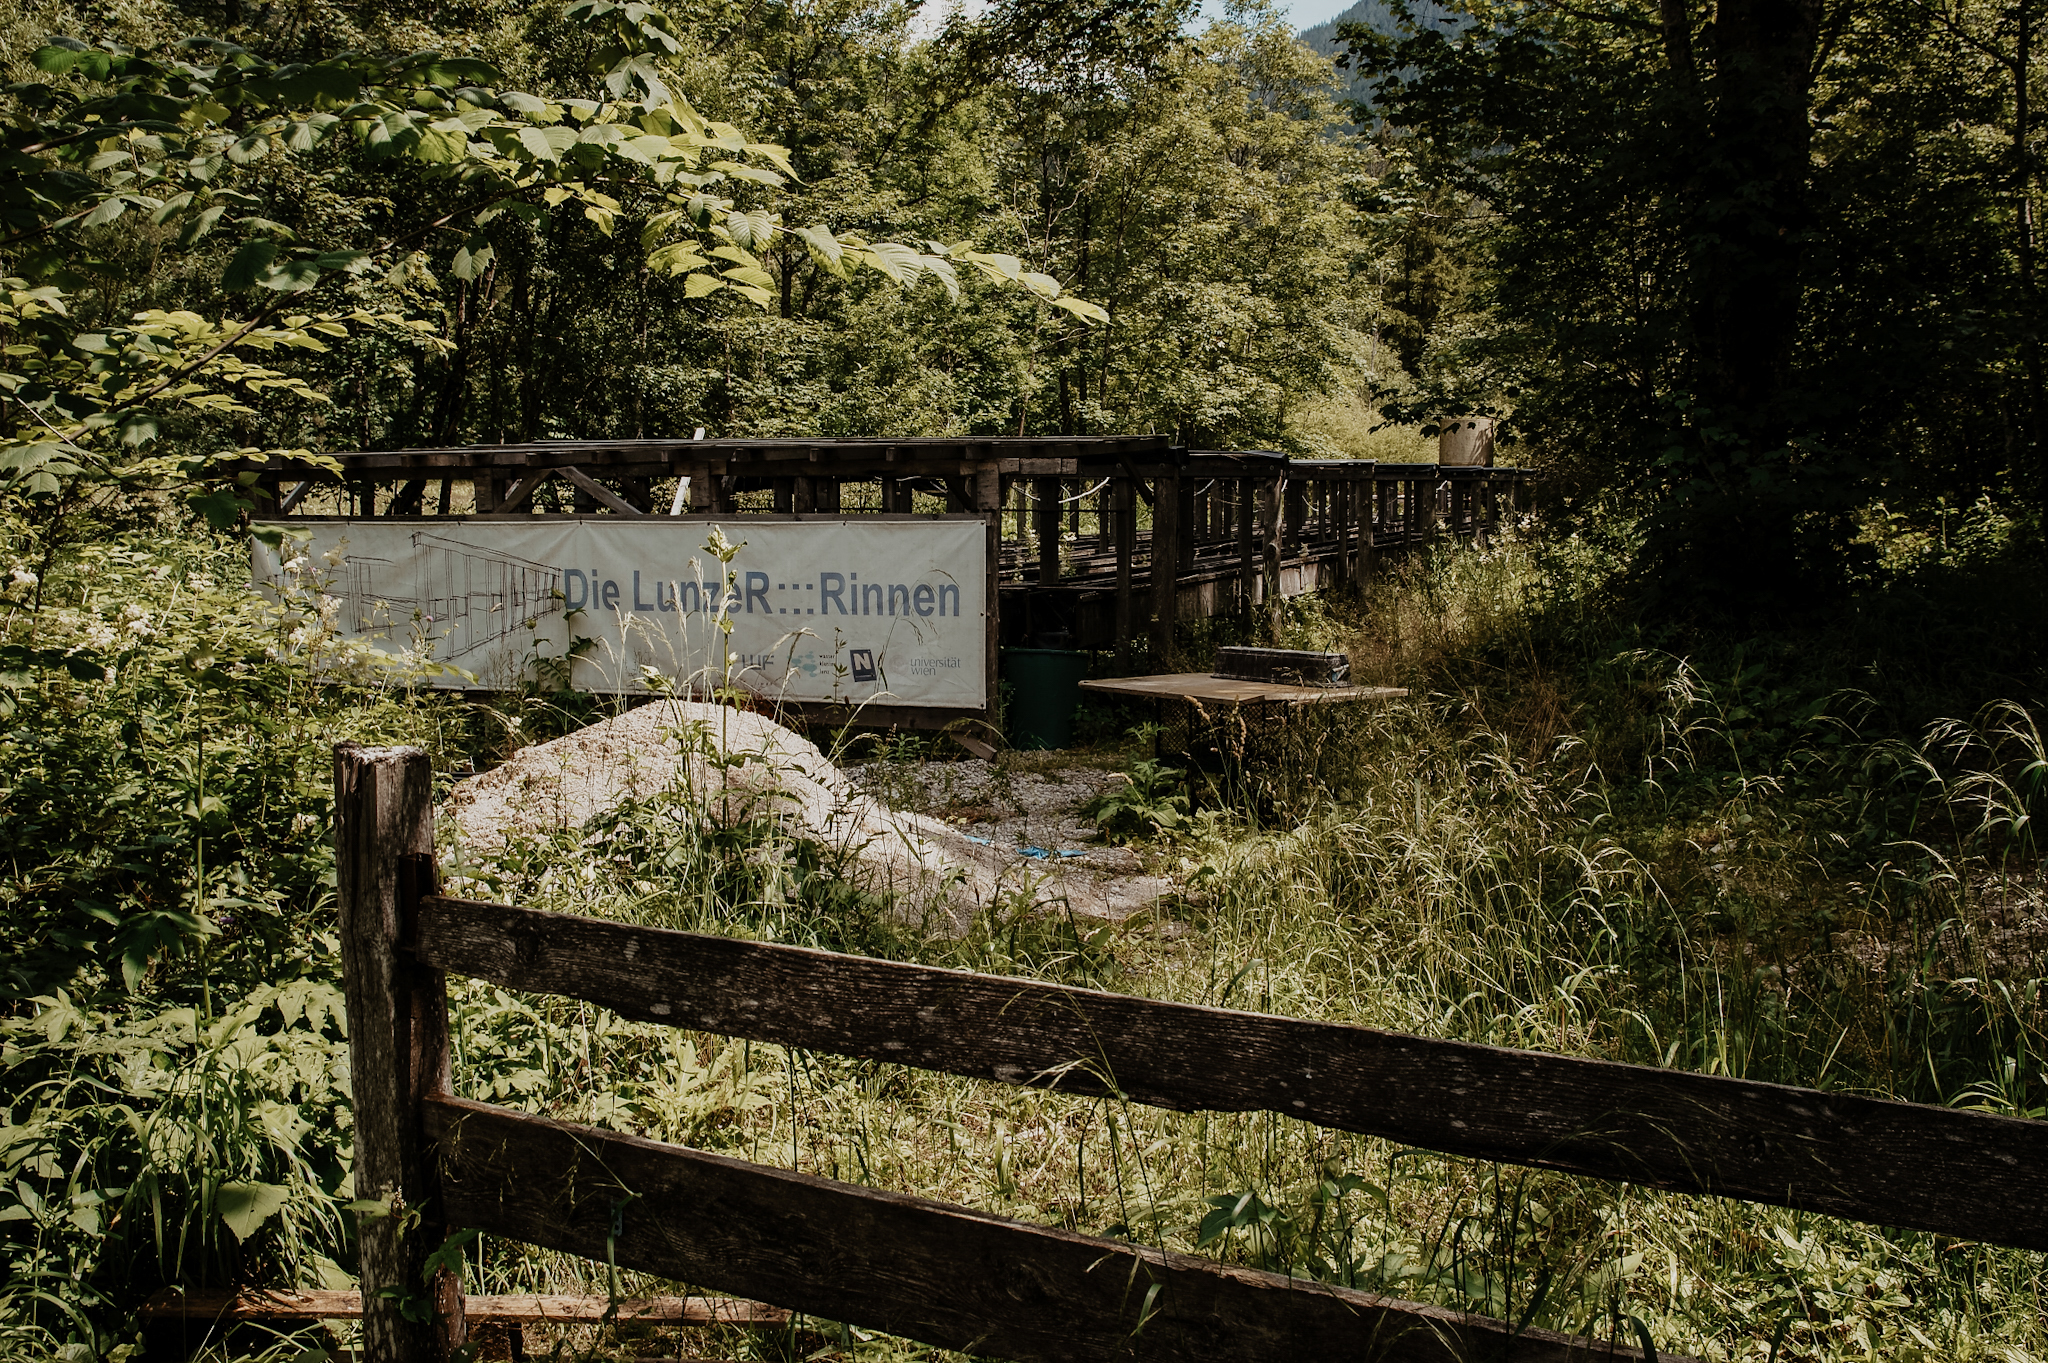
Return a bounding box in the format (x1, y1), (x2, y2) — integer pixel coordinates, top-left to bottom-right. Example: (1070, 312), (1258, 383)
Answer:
(252, 518), (988, 709)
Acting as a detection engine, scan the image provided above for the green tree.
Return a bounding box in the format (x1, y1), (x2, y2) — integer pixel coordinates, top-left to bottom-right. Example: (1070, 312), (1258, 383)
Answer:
(1341, 0), (2043, 610)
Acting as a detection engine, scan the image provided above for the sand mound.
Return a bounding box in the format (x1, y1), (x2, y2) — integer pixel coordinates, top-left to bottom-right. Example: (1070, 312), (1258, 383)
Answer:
(443, 701), (1165, 930)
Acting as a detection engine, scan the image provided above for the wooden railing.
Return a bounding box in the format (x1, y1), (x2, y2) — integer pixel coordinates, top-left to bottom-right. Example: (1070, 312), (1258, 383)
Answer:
(335, 744), (2048, 1362)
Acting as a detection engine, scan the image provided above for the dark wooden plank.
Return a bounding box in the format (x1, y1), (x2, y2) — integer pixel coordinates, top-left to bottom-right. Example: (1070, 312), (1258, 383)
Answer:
(426, 1097), (1662, 1363)
(415, 896), (2048, 1251)
(335, 745), (463, 1360)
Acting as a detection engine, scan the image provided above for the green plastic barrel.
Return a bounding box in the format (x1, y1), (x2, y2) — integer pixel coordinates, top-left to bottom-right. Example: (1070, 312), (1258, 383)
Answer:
(1001, 648), (1090, 750)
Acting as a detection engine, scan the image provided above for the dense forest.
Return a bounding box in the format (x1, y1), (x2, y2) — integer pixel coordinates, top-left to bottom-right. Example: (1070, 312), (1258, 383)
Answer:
(3, 0), (2047, 1359)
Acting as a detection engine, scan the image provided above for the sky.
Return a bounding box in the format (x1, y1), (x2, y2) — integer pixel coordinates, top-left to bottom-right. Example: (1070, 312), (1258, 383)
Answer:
(1193, 0), (1353, 30)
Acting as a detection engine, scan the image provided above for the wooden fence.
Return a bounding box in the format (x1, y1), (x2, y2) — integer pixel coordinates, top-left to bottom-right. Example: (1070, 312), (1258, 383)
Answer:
(335, 744), (2048, 1362)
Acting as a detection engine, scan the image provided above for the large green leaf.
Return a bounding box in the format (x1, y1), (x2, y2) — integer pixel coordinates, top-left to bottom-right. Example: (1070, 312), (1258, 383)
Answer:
(220, 239), (278, 292)
(217, 1182), (291, 1241)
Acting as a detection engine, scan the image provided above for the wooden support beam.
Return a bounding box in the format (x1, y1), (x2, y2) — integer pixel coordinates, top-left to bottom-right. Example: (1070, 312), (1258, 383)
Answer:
(1260, 476), (1283, 639)
(427, 1096), (1662, 1363)
(1034, 477), (1062, 585)
(973, 464), (1002, 514)
(1333, 481), (1349, 589)
(389, 478), (428, 516)
(1149, 471), (1179, 663)
(1176, 475), (1196, 573)
(1114, 479), (1136, 667)
(1237, 478), (1256, 623)
(496, 470), (553, 513)
(559, 465), (647, 516)
(415, 894), (2048, 1253)
(277, 480), (316, 514)
(335, 746), (462, 1361)
(773, 477), (794, 514)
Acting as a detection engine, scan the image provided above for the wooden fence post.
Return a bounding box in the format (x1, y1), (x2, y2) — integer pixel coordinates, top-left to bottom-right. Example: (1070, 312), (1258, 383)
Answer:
(335, 743), (464, 1363)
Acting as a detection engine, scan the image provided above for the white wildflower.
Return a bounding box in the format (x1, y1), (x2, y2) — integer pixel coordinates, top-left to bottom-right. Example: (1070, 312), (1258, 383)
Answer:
(9, 566), (36, 589)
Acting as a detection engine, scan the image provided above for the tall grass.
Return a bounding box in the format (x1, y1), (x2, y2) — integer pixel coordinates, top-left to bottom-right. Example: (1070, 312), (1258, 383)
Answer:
(7, 521), (2045, 1361)
(432, 533), (2044, 1361)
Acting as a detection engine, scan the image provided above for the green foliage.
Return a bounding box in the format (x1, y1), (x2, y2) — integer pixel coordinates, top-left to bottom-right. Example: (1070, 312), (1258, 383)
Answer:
(1081, 744), (1191, 842)
(0, 4), (1098, 539)
(1338, 0), (2048, 609)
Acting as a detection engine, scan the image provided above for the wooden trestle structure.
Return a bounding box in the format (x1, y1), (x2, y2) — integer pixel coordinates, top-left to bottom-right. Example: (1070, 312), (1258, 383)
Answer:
(244, 435), (1532, 662)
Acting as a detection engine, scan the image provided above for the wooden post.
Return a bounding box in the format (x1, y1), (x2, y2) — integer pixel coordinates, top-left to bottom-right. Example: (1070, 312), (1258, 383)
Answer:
(818, 476), (841, 514)
(1261, 476), (1283, 639)
(1332, 480), (1349, 590)
(334, 744), (464, 1363)
(1149, 471), (1178, 663)
(1283, 478), (1306, 555)
(1360, 465), (1377, 585)
(1034, 477), (1061, 584)
(1114, 478), (1136, 668)
(1237, 477), (1256, 623)
(794, 476), (817, 514)
(1176, 476), (1196, 573)
(773, 478), (794, 514)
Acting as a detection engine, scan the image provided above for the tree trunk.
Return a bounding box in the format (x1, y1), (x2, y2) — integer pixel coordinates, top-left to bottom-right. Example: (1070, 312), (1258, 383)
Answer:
(1655, 0), (1823, 609)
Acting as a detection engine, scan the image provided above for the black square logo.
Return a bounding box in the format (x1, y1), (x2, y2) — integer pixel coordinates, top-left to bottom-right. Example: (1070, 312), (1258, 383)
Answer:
(848, 648), (876, 683)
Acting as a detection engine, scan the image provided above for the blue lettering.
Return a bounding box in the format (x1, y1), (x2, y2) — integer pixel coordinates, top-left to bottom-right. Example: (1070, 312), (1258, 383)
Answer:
(601, 579), (620, 610)
(888, 584), (910, 616)
(820, 571), (846, 614)
(861, 583), (883, 616)
(914, 583), (935, 617)
(745, 570), (770, 614)
(676, 580), (700, 613)
(937, 583), (960, 617)
(633, 570), (654, 611)
(563, 569), (588, 610)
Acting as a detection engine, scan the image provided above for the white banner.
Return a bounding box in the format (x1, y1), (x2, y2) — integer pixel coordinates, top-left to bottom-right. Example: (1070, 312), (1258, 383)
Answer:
(252, 517), (988, 708)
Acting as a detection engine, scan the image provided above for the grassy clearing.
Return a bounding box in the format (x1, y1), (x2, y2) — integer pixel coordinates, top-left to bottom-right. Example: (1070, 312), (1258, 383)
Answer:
(427, 529), (2044, 1361)
(4, 520), (2046, 1362)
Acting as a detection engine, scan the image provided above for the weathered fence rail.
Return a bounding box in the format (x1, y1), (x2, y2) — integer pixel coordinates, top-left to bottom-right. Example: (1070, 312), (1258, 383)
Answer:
(337, 742), (2047, 1362)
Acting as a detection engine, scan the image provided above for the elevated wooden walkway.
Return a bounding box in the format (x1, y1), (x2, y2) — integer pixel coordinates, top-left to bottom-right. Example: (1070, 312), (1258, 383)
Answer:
(245, 437), (1530, 663)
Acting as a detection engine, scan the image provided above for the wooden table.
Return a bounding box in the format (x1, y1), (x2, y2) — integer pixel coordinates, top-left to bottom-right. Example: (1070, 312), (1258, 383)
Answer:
(1079, 673), (1406, 706)
(1079, 674), (1406, 798)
